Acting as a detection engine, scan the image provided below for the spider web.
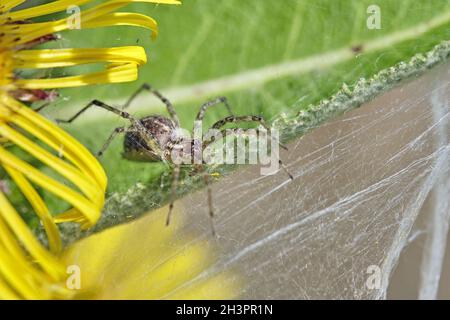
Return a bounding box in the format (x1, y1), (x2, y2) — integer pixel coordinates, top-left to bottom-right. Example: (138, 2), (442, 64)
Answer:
(158, 62), (450, 299)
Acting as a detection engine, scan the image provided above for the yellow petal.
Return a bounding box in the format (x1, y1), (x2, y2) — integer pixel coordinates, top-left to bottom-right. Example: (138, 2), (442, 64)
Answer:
(1, 0), (25, 11)
(3, 97), (107, 191)
(14, 47), (147, 69)
(15, 63), (140, 89)
(3, 166), (62, 254)
(0, 190), (65, 280)
(8, 0), (180, 21)
(0, 124), (103, 204)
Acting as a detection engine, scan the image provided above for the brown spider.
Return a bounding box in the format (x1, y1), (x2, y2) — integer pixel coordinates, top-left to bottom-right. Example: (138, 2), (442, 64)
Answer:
(56, 84), (292, 234)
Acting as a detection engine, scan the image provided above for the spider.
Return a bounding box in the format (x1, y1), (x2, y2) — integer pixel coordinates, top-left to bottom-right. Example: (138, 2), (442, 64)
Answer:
(56, 84), (293, 234)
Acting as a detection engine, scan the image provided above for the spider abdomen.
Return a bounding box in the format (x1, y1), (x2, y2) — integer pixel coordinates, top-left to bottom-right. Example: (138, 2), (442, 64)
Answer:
(123, 115), (176, 162)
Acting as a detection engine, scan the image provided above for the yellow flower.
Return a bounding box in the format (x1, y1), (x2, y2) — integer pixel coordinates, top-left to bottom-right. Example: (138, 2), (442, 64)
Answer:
(0, 0), (180, 299)
(64, 207), (240, 299)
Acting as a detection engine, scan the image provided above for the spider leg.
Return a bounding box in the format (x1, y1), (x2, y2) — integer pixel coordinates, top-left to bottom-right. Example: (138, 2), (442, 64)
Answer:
(211, 115), (266, 130)
(202, 167), (216, 236)
(210, 115), (288, 149)
(122, 83), (180, 127)
(210, 116), (284, 147)
(203, 128), (249, 150)
(195, 97), (234, 128)
(207, 115), (293, 180)
(97, 126), (127, 157)
(166, 163), (181, 227)
(33, 102), (50, 113)
(56, 99), (136, 124)
(57, 100), (163, 159)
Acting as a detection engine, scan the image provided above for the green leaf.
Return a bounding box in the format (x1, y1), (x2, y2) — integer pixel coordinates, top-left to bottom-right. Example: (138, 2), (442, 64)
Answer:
(33, 0), (450, 239)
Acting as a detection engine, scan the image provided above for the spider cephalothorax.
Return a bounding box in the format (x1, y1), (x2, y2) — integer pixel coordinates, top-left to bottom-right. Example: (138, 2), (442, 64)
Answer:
(57, 84), (292, 234)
